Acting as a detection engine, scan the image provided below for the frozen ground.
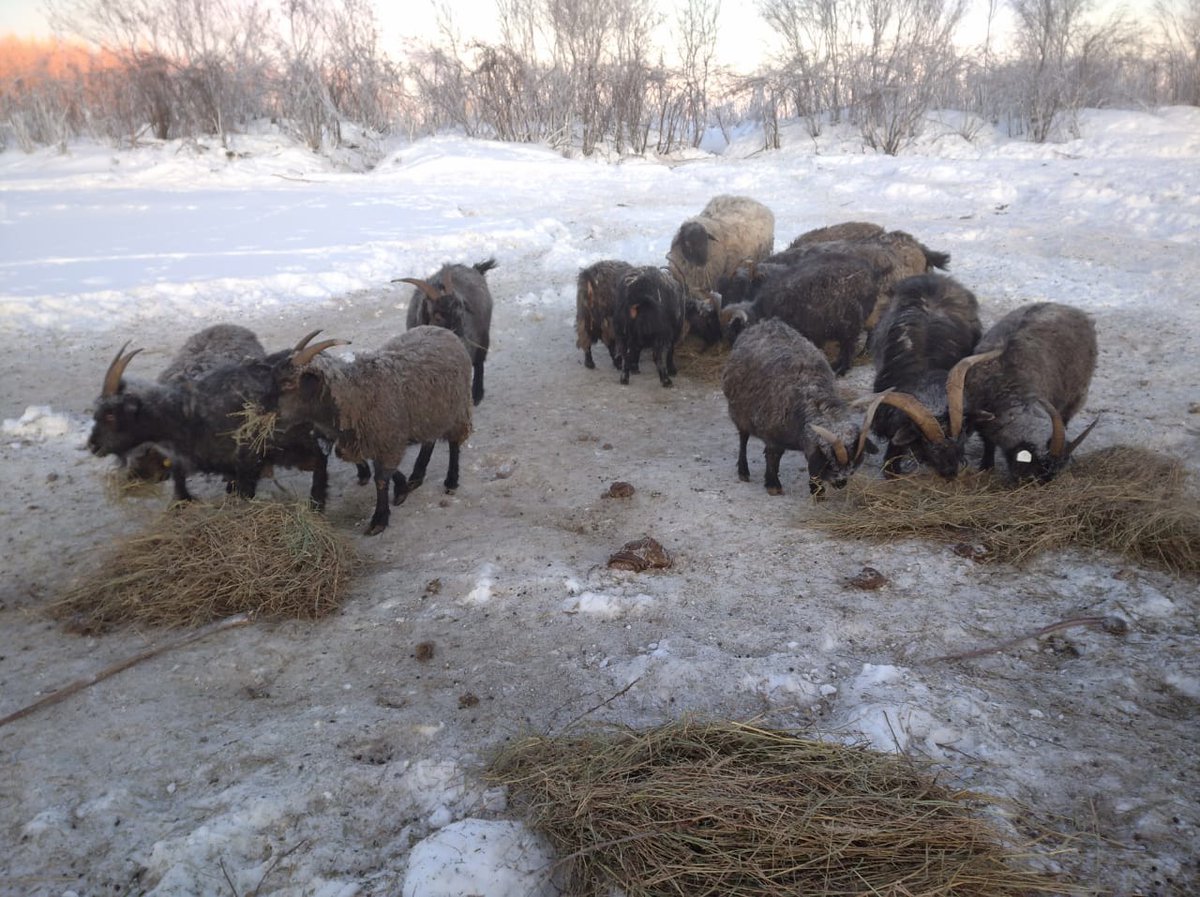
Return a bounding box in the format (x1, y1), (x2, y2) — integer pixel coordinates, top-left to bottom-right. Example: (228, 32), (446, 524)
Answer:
(1, 109), (1198, 896)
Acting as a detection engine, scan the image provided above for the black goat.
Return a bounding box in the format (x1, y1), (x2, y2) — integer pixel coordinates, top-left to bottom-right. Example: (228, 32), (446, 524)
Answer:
(867, 273), (983, 477)
(87, 334), (335, 508)
(613, 266), (686, 388)
(717, 253), (877, 375)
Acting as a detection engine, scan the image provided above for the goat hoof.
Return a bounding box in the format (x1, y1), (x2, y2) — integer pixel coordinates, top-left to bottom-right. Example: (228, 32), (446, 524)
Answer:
(660, 378), (673, 388)
(364, 522), (388, 536)
(392, 492), (408, 506)
(737, 471), (750, 483)
(584, 356), (596, 369)
(766, 485), (783, 496)
(444, 486), (457, 495)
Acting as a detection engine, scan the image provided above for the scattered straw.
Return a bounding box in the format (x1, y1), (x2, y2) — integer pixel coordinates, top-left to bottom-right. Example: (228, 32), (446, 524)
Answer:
(489, 719), (1079, 897)
(675, 337), (728, 384)
(103, 467), (166, 501)
(816, 446), (1199, 574)
(229, 401), (279, 457)
(51, 500), (355, 633)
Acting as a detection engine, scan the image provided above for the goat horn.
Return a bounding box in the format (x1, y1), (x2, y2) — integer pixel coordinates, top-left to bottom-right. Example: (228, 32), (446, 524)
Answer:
(880, 390), (947, 445)
(946, 349), (1003, 438)
(396, 277), (441, 303)
(1040, 400), (1068, 458)
(1066, 416), (1100, 456)
(853, 389), (896, 462)
(102, 342), (142, 397)
(292, 338), (349, 368)
(293, 329), (322, 352)
(810, 424), (849, 467)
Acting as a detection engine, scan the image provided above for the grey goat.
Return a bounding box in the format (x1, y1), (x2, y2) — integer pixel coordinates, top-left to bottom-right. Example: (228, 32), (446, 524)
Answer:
(947, 301), (1098, 482)
(722, 318), (874, 496)
(397, 258), (497, 405)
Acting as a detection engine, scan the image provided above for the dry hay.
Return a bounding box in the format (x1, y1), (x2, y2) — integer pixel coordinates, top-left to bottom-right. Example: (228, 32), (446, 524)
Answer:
(488, 719), (1079, 897)
(676, 337), (728, 384)
(229, 401), (278, 457)
(816, 446), (1199, 574)
(51, 499), (355, 633)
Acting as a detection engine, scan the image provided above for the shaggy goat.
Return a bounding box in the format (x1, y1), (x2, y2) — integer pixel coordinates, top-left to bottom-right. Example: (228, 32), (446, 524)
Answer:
(575, 259), (635, 369)
(397, 258), (497, 405)
(721, 318), (873, 496)
(88, 332), (335, 507)
(867, 273), (983, 477)
(779, 224), (951, 331)
(267, 325), (473, 535)
(947, 302), (1098, 482)
(122, 323), (268, 484)
(666, 195), (775, 294)
(717, 253), (877, 375)
(613, 266), (686, 387)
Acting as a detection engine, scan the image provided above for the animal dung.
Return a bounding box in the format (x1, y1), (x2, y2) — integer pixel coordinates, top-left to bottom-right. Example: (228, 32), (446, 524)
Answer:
(51, 499), (355, 633)
(846, 566), (888, 590)
(607, 537), (672, 572)
(603, 481), (635, 499)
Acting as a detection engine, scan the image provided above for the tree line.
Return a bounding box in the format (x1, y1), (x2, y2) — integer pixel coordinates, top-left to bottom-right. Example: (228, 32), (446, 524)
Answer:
(2, 0), (1198, 156)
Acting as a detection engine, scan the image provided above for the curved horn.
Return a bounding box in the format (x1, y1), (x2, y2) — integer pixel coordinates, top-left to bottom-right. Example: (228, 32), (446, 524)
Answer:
(293, 329), (322, 352)
(1040, 400), (1067, 458)
(1066, 416), (1100, 456)
(395, 277), (441, 303)
(810, 424), (850, 467)
(292, 338), (349, 368)
(947, 349), (1003, 438)
(853, 389), (893, 461)
(880, 391), (947, 445)
(102, 342), (143, 397)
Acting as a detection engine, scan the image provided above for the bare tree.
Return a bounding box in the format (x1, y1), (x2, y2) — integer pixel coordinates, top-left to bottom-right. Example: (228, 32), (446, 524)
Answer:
(1156, 0), (1200, 104)
(853, 0), (967, 154)
(677, 0), (721, 147)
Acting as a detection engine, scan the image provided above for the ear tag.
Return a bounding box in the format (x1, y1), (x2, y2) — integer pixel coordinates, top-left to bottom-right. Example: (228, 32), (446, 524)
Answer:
(1016, 450), (1033, 463)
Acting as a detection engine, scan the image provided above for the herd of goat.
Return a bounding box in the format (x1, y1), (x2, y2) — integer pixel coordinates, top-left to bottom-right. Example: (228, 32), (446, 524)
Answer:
(86, 194), (1099, 535)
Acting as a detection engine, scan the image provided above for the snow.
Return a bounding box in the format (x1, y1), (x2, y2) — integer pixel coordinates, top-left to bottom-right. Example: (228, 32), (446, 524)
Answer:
(1, 109), (1199, 896)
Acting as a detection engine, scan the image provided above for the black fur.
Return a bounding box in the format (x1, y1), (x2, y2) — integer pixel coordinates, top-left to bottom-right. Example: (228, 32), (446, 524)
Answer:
(613, 267), (686, 388)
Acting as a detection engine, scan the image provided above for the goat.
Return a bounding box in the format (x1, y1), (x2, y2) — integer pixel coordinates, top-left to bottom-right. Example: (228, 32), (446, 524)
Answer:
(397, 258), (497, 406)
(717, 253), (877, 375)
(575, 259), (635, 369)
(612, 266), (686, 388)
(666, 195), (775, 294)
(88, 332), (335, 508)
(779, 224), (951, 331)
(721, 318), (874, 496)
(867, 273), (983, 477)
(266, 325), (473, 535)
(947, 302), (1099, 482)
(122, 323), (268, 484)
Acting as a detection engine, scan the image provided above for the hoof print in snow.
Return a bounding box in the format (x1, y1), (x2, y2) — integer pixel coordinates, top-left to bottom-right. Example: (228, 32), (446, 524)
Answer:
(458, 692), (480, 709)
(608, 536), (672, 572)
(414, 640), (436, 662)
(350, 738), (394, 766)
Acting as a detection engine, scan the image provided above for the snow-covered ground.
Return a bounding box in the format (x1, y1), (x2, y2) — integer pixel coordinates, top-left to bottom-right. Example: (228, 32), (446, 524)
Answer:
(1, 109), (1198, 896)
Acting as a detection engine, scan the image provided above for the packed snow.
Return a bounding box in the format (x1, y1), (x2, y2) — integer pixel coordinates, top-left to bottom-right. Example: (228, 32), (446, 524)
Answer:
(1, 109), (1198, 896)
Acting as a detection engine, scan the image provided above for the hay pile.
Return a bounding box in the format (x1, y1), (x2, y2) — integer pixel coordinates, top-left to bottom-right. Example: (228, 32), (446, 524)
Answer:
(52, 500), (355, 633)
(489, 719), (1076, 897)
(817, 446), (1200, 574)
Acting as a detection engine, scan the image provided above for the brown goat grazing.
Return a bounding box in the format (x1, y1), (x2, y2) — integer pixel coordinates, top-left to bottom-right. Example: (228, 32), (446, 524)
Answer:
(948, 302), (1098, 483)
(575, 259), (635, 369)
(267, 326), (473, 535)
